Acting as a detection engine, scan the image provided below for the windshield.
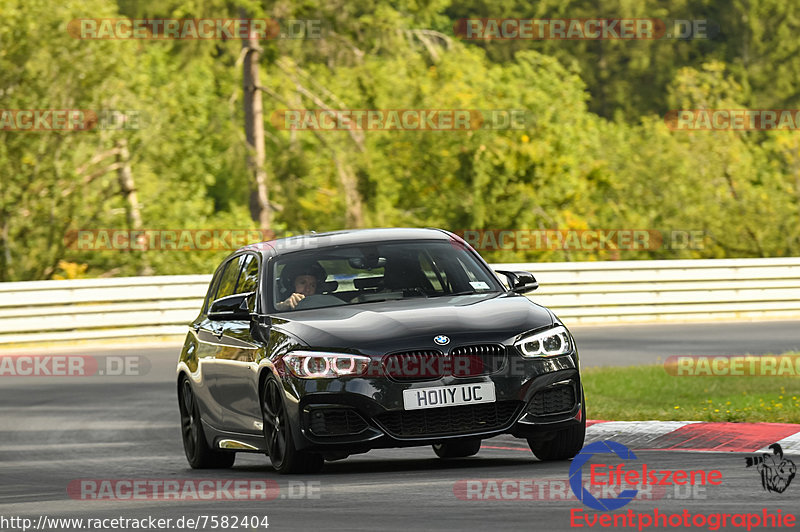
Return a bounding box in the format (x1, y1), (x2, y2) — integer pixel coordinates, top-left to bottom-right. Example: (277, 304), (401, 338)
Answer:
(270, 240), (502, 312)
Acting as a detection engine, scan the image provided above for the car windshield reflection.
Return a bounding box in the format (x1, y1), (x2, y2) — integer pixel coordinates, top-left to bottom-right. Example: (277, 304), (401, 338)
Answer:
(271, 240), (502, 312)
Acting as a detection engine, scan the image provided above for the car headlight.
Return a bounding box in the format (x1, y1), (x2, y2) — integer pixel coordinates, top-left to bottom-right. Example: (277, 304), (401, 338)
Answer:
(283, 351), (371, 379)
(514, 326), (573, 357)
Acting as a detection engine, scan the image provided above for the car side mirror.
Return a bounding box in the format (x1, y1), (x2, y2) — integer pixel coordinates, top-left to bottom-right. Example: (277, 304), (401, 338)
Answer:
(496, 270), (539, 293)
(208, 292), (254, 321)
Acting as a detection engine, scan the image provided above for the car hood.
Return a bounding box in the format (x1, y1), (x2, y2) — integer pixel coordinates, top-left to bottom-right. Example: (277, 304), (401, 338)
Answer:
(271, 292), (554, 354)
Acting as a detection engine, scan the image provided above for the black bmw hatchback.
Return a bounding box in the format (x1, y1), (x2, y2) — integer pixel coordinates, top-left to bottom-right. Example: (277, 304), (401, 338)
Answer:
(177, 228), (585, 474)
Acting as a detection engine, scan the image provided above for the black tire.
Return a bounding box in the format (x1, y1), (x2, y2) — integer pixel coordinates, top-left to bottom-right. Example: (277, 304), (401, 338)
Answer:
(527, 400), (586, 461)
(178, 377), (236, 469)
(433, 438), (482, 458)
(261, 377), (324, 474)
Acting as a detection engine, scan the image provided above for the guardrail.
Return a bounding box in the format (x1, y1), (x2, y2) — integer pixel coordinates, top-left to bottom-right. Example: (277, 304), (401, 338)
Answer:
(0, 275), (211, 344)
(504, 257), (800, 324)
(2, 257), (800, 344)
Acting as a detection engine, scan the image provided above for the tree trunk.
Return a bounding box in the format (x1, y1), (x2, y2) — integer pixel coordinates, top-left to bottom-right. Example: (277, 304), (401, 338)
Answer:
(116, 139), (142, 229)
(242, 14), (271, 231)
(334, 157), (364, 228)
(116, 139), (152, 275)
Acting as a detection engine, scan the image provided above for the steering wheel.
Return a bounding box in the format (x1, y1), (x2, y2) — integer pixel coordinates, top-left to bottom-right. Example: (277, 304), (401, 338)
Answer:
(294, 294), (343, 310)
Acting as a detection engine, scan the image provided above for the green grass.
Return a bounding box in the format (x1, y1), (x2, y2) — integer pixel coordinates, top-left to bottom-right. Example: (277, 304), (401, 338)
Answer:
(583, 354), (800, 423)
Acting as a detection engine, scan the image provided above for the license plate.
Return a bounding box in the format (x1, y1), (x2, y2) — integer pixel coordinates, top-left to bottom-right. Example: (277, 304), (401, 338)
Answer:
(402, 382), (496, 410)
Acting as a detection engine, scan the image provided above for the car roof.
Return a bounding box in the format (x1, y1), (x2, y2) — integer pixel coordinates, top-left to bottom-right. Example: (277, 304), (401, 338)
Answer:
(237, 227), (456, 257)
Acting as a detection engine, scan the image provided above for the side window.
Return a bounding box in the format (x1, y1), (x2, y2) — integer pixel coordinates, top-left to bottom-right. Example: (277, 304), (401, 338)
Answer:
(237, 255), (259, 294)
(236, 254), (260, 311)
(203, 266), (226, 314)
(215, 257), (242, 300)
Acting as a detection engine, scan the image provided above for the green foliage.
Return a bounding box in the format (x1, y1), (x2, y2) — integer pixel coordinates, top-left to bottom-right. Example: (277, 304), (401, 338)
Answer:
(1, 0), (799, 280)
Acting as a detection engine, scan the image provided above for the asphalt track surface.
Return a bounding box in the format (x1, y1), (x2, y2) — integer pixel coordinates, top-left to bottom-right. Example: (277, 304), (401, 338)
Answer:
(1, 321), (798, 531)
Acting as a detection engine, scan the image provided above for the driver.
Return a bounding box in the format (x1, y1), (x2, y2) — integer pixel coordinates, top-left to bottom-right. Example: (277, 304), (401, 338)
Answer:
(275, 261), (326, 311)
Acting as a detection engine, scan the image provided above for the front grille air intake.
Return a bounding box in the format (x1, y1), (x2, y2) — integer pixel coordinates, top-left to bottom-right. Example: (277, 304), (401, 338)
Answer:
(375, 401), (522, 438)
(382, 350), (445, 381)
(528, 383), (576, 416)
(308, 408), (369, 436)
(450, 344), (507, 377)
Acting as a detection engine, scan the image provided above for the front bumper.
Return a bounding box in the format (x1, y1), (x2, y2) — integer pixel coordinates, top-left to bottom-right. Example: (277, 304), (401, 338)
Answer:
(281, 350), (583, 452)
